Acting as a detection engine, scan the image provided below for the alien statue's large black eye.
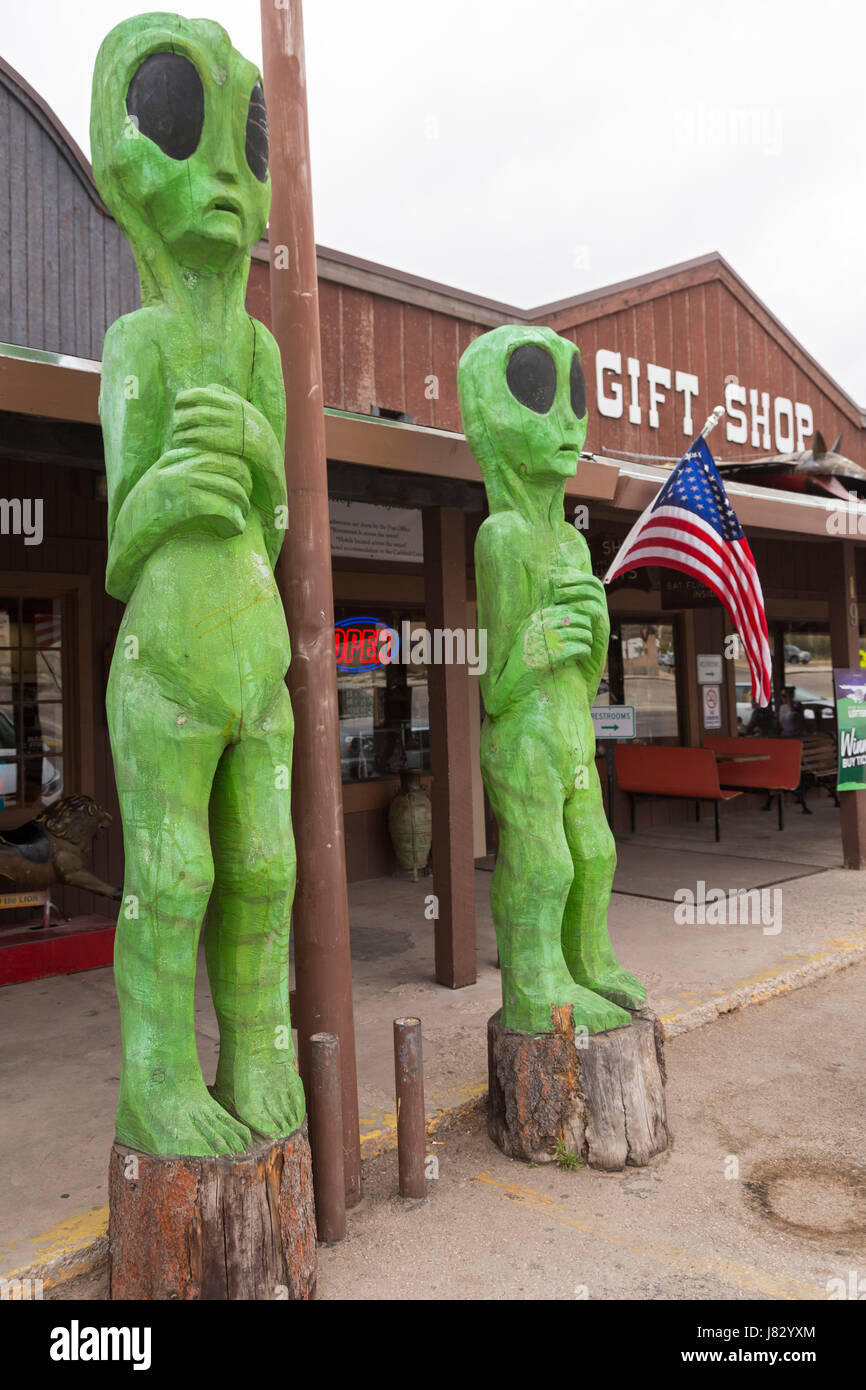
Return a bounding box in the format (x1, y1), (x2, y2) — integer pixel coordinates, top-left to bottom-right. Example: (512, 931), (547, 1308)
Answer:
(570, 353), (587, 419)
(245, 83), (269, 182)
(126, 53), (204, 160)
(505, 344), (556, 414)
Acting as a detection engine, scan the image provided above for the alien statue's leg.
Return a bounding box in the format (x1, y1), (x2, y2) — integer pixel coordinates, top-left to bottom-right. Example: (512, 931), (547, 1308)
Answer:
(485, 746), (630, 1035)
(561, 760), (647, 1011)
(205, 682), (306, 1139)
(109, 668), (252, 1157)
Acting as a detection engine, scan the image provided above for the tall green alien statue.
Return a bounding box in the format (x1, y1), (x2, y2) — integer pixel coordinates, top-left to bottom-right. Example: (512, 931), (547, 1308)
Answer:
(91, 14), (305, 1156)
(458, 326), (647, 1037)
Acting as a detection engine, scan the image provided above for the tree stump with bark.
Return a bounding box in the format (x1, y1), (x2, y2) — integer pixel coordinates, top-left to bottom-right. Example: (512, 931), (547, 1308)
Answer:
(487, 1005), (670, 1171)
(109, 1125), (317, 1300)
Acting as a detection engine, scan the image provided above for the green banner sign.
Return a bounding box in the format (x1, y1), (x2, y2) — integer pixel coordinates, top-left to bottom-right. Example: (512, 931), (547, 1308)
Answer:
(834, 669), (866, 791)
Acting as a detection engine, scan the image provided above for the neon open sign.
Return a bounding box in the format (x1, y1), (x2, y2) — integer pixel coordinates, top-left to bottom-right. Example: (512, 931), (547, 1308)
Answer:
(334, 617), (399, 672)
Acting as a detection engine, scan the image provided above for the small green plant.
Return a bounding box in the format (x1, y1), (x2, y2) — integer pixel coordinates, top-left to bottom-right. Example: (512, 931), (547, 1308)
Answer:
(553, 1137), (584, 1171)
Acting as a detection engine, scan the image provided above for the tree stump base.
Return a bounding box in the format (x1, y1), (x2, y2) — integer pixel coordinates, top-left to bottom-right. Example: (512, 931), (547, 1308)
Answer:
(487, 1005), (670, 1171)
(109, 1124), (317, 1300)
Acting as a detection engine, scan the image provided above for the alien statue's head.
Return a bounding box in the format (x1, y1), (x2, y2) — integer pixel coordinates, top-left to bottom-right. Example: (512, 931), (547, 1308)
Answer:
(457, 325), (589, 515)
(91, 12), (270, 304)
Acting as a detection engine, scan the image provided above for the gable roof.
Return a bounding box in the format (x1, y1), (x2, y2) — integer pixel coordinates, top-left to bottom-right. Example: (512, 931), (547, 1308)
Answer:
(1, 54), (862, 423)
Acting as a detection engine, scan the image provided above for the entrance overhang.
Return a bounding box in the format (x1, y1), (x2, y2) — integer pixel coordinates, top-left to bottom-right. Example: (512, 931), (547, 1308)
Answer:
(3, 341), (866, 544)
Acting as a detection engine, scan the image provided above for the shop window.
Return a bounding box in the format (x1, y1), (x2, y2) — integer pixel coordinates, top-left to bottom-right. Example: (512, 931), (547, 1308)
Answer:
(595, 619), (680, 741)
(782, 627), (834, 725)
(335, 604), (430, 782)
(732, 624), (835, 734)
(0, 594), (65, 813)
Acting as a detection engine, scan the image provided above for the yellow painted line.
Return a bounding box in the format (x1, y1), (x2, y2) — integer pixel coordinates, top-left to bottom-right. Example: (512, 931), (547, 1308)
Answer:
(359, 1080), (488, 1159)
(657, 930), (866, 1035)
(2, 1205), (109, 1288)
(472, 1172), (826, 1301)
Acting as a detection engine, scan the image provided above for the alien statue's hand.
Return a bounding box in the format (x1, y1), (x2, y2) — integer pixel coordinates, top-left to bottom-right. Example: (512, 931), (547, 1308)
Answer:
(522, 571), (610, 681)
(550, 568), (610, 646)
(104, 436), (255, 602)
(522, 604), (594, 672)
(150, 446), (252, 535)
(170, 384), (285, 522)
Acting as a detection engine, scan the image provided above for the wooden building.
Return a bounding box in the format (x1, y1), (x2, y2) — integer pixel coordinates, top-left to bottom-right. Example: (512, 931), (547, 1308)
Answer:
(1, 54), (865, 984)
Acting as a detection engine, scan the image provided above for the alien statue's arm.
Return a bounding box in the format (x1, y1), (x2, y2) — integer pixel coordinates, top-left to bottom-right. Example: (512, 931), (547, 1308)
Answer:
(476, 515), (533, 718)
(247, 320), (287, 568)
(550, 526), (611, 700)
(102, 314), (254, 603)
(477, 514), (609, 717)
(169, 320), (288, 570)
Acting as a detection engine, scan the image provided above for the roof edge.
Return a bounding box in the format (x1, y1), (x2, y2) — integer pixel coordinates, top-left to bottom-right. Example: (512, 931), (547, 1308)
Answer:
(0, 55), (108, 217)
(1, 59), (862, 418)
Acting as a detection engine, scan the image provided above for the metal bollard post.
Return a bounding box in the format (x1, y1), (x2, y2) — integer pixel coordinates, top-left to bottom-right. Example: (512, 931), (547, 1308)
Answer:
(393, 1017), (427, 1199)
(309, 1032), (346, 1243)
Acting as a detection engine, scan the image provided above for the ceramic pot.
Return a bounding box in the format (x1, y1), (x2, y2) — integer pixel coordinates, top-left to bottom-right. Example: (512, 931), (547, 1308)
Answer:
(387, 769), (432, 880)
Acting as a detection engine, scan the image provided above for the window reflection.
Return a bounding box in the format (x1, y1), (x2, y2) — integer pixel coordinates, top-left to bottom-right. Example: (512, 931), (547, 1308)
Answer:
(0, 596), (64, 811)
(595, 619), (679, 741)
(336, 607), (431, 783)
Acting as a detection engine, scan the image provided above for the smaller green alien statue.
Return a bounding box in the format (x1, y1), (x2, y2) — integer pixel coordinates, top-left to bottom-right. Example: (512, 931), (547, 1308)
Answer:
(458, 325), (647, 1036)
(92, 14), (304, 1156)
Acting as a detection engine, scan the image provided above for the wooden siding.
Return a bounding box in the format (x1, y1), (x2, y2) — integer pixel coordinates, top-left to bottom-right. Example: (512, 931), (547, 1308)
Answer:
(0, 69), (139, 360)
(550, 267), (866, 470)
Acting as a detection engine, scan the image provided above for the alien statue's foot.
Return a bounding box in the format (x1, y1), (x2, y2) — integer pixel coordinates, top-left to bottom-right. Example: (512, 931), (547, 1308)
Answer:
(116, 1079), (252, 1158)
(212, 1053), (307, 1141)
(500, 967), (631, 1035)
(570, 962), (647, 1013)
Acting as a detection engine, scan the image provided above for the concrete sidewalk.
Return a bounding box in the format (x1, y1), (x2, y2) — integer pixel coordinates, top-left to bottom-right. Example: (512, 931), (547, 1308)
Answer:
(42, 961), (866, 1300)
(2, 797), (863, 1289)
(317, 962), (866, 1300)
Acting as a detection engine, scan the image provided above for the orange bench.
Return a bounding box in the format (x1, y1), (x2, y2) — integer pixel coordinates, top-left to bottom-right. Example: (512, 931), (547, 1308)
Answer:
(702, 736), (802, 829)
(614, 745), (741, 842)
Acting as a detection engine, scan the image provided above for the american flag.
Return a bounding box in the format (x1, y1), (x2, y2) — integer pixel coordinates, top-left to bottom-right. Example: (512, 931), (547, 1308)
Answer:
(603, 435), (771, 705)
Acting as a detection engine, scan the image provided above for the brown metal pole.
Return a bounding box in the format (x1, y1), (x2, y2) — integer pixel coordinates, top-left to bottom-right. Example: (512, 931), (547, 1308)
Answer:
(393, 1018), (427, 1199)
(260, 0), (361, 1205)
(309, 1033), (346, 1243)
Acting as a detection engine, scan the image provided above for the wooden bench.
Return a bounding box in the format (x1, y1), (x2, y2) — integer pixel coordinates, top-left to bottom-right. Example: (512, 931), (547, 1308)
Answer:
(702, 736), (802, 829)
(798, 733), (840, 811)
(614, 745), (742, 842)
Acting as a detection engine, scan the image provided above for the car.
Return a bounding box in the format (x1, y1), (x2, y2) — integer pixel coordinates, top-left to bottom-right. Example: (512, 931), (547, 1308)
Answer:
(657, 651), (675, 667)
(784, 643), (812, 664)
(735, 683), (834, 730)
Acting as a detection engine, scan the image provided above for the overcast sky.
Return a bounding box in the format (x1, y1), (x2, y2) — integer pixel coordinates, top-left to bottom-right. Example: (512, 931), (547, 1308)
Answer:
(5, 0), (865, 403)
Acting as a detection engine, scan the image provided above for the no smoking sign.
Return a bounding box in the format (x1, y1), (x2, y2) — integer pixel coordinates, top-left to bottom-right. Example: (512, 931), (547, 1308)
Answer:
(702, 682), (722, 729)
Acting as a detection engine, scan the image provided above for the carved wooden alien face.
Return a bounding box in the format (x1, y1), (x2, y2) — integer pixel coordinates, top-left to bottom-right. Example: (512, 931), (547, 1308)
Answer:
(458, 326), (589, 493)
(91, 14), (270, 275)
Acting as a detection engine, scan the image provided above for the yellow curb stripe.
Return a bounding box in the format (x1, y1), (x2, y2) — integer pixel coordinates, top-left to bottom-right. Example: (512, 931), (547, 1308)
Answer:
(472, 1171), (826, 1300)
(2, 1205), (109, 1288)
(658, 932), (866, 1037)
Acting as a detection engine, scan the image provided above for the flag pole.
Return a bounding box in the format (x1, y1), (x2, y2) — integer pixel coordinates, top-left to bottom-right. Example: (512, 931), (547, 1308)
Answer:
(700, 405), (726, 439)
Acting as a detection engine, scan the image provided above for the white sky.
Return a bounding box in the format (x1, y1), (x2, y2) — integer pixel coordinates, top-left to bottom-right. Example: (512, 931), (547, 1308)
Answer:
(4, 0), (865, 405)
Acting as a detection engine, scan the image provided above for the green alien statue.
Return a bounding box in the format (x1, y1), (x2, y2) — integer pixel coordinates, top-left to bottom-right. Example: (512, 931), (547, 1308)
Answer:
(458, 325), (647, 1036)
(91, 14), (305, 1156)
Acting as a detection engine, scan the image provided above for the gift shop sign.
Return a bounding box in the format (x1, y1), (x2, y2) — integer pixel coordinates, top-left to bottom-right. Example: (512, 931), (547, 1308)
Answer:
(594, 349), (815, 453)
